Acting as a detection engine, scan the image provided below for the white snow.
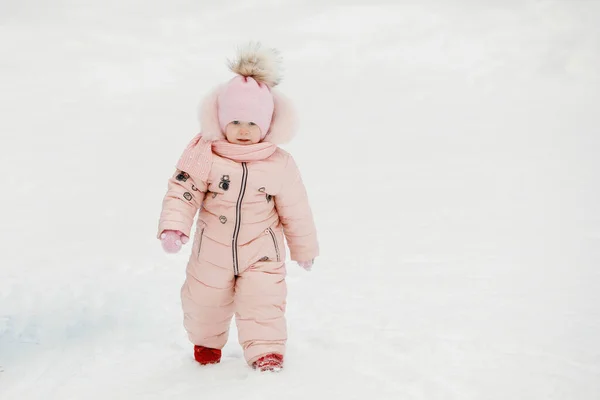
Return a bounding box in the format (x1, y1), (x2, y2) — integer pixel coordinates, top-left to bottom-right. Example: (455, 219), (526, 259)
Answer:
(1, 0), (599, 399)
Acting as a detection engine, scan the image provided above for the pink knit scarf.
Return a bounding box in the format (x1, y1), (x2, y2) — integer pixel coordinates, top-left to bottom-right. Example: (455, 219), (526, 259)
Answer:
(176, 133), (277, 181)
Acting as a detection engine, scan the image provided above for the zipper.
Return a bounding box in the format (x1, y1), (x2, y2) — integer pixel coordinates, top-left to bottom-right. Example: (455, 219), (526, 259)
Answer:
(232, 162), (248, 275)
(197, 228), (204, 260)
(267, 227), (281, 262)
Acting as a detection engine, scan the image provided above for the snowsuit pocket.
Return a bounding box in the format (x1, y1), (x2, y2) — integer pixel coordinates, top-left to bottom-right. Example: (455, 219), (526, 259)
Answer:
(197, 228), (205, 260)
(196, 221), (207, 261)
(267, 227), (281, 262)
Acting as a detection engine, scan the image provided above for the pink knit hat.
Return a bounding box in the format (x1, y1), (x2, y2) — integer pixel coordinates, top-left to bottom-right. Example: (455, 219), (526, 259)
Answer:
(217, 76), (274, 138)
(216, 43), (283, 139)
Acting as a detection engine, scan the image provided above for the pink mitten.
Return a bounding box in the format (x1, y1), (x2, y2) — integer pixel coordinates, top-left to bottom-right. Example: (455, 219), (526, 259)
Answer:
(160, 230), (189, 253)
(297, 259), (314, 271)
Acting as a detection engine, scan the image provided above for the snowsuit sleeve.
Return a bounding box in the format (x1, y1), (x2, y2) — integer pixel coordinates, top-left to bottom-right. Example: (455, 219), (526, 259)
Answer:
(274, 155), (319, 262)
(157, 170), (207, 238)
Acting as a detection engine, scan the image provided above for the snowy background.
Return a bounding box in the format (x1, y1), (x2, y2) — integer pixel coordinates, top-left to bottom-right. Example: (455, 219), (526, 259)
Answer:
(1, 0), (599, 398)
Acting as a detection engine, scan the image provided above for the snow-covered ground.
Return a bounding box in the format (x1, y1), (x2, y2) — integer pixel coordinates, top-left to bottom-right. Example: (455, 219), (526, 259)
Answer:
(1, 0), (599, 398)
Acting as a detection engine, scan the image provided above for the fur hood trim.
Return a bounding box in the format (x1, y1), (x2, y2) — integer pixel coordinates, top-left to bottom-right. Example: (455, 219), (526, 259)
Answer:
(197, 85), (297, 145)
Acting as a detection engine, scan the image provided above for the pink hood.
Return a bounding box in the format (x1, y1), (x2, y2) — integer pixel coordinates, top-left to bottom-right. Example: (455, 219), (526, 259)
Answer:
(196, 85), (298, 145)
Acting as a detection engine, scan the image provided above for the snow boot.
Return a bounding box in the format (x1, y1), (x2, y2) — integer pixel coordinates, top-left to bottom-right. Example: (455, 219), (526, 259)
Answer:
(194, 345), (221, 365)
(252, 353), (284, 372)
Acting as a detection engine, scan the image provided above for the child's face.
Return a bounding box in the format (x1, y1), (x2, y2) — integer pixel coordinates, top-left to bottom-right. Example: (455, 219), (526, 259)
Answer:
(224, 121), (262, 145)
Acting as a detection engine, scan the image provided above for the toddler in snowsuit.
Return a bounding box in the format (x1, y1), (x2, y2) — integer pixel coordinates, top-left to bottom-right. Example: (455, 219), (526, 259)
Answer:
(157, 43), (319, 372)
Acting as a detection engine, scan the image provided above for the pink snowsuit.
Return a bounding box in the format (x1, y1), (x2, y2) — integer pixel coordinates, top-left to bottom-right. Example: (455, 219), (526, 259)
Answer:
(157, 87), (319, 365)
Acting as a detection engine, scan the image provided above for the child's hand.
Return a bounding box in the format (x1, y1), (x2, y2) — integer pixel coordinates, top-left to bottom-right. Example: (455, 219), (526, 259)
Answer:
(160, 230), (189, 253)
(297, 259), (314, 271)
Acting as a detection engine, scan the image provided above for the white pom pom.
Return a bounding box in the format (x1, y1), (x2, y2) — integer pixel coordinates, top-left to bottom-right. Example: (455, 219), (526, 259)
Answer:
(227, 42), (283, 88)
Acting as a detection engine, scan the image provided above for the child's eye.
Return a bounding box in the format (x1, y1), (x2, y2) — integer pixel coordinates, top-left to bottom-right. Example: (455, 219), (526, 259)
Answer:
(232, 121), (240, 125)
(249, 122), (256, 126)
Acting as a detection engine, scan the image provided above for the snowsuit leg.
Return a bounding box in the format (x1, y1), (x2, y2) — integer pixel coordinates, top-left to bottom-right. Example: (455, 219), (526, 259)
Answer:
(235, 257), (288, 365)
(181, 233), (235, 350)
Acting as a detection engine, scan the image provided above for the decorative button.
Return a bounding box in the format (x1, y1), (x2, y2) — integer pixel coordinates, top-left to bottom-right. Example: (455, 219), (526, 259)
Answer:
(219, 175), (230, 191)
(183, 192), (192, 201)
(219, 216), (227, 224)
(176, 172), (190, 182)
(258, 187), (265, 192)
